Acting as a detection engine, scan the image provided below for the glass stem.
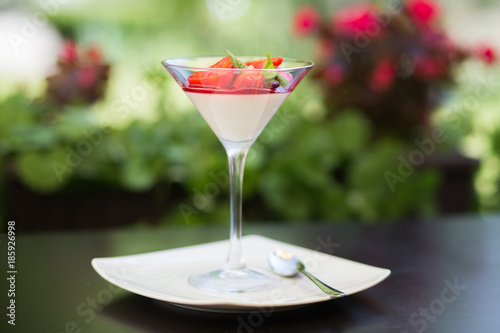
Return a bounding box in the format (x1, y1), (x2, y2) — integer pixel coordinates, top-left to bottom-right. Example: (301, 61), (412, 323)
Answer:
(220, 138), (255, 273)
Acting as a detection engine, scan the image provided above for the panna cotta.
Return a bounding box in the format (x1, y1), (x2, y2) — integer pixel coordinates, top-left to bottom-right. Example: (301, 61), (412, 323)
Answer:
(185, 91), (290, 142)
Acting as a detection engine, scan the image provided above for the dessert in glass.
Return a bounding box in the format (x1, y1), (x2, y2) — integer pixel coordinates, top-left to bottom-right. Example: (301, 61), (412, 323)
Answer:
(162, 50), (313, 292)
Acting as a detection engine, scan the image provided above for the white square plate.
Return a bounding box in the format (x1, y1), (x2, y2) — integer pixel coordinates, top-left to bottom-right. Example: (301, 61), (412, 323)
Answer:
(92, 235), (390, 312)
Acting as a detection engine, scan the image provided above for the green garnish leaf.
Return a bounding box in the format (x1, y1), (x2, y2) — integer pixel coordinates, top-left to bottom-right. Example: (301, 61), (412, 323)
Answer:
(260, 53), (280, 80)
(224, 49), (247, 69)
(223, 49), (290, 88)
(263, 52), (289, 88)
(276, 74), (290, 88)
(262, 54), (275, 69)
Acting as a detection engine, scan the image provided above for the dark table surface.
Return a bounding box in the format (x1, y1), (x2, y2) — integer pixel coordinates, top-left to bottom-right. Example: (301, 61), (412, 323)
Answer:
(2, 214), (500, 333)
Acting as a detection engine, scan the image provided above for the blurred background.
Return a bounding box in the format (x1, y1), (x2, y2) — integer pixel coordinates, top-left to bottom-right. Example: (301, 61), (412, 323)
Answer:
(0, 0), (499, 232)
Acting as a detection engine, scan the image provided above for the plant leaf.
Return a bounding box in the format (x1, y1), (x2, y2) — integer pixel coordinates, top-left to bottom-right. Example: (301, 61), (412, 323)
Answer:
(262, 54), (275, 69)
(276, 74), (289, 88)
(224, 49), (247, 69)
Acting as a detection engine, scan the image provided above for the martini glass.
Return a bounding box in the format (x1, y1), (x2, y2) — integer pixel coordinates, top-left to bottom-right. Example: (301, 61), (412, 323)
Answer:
(161, 56), (313, 292)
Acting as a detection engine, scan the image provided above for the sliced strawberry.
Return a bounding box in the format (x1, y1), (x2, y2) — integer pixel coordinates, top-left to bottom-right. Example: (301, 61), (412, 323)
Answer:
(245, 57), (283, 69)
(186, 56), (235, 89)
(209, 56), (234, 68)
(232, 72), (265, 89)
(280, 72), (293, 83)
(188, 70), (234, 89)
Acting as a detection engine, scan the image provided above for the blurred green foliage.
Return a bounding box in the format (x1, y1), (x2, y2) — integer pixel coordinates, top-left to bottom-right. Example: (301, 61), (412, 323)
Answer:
(0, 75), (438, 224)
(433, 63), (500, 214)
(1, 0), (498, 225)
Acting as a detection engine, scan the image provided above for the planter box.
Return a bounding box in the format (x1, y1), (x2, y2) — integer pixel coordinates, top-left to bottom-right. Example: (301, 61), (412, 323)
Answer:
(3, 175), (170, 232)
(422, 151), (479, 214)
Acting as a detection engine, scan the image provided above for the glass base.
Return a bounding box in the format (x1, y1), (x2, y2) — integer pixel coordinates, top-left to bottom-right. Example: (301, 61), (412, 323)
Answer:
(188, 267), (281, 293)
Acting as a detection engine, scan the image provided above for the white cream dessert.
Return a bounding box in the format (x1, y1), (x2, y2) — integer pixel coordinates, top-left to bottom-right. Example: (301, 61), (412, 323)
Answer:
(186, 92), (290, 142)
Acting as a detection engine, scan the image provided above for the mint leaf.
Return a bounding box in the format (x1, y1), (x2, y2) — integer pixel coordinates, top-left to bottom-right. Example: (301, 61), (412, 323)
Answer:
(276, 74), (290, 88)
(262, 54), (275, 69)
(224, 49), (247, 69)
(261, 53), (280, 80)
(262, 53), (289, 88)
(223, 50), (290, 88)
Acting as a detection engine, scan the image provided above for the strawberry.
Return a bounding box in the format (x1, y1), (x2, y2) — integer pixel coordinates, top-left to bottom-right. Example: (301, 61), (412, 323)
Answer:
(186, 51), (288, 90)
(188, 70), (234, 88)
(280, 72), (293, 83)
(187, 56), (235, 88)
(232, 72), (265, 89)
(209, 56), (234, 68)
(245, 57), (283, 69)
(224, 50), (289, 89)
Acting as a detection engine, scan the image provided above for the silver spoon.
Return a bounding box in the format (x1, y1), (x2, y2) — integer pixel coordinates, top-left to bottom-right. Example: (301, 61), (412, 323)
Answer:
(268, 249), (346, 297)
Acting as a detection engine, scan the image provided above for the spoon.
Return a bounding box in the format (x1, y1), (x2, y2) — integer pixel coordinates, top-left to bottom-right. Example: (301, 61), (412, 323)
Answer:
(268, 249), (346, 297)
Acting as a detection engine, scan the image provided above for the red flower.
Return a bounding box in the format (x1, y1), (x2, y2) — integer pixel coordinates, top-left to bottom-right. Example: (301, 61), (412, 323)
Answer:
(323, 64), (345, 86)
(77, 67), (97, 89)
(293, 5), (320, 36)
(368, 60), (396, 92)
(316, 39), (336, 60)
(406, 0), (440, 24)
(60, 40), (78, 64)
(85, 45), (102, 63)
(331, 4), (379, 35)
(47, 41), (109, 105)
(475, 45), (497, 65)
(415, 56), (447, 80)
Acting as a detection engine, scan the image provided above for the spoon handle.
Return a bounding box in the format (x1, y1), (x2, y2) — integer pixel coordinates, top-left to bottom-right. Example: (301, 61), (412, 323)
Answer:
(299, 267), (346, 297)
